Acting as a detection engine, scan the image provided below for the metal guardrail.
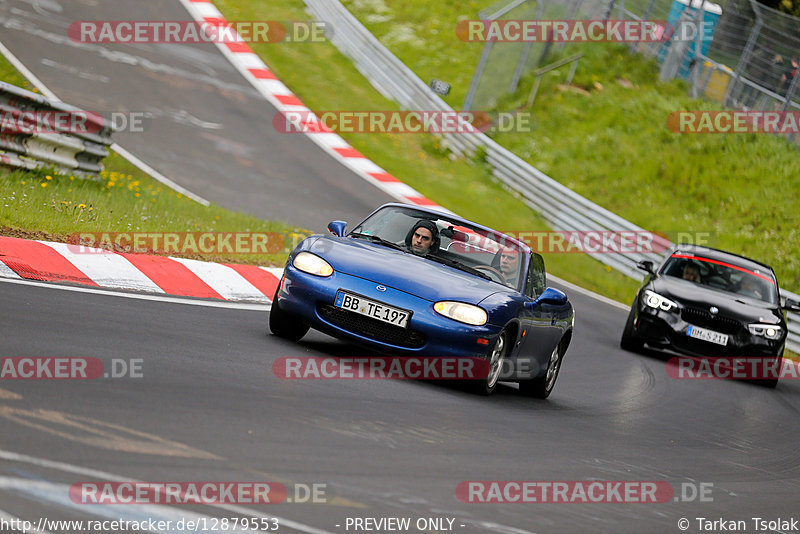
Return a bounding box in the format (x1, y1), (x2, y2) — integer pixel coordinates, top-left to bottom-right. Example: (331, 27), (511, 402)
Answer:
(303, 0), (800, 353)
(0, 81), (112, 174)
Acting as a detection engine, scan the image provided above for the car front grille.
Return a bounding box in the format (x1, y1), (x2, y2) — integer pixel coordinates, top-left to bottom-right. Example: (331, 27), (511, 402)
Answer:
(681, 306), (743, 335)
(318, 305), (426, 348)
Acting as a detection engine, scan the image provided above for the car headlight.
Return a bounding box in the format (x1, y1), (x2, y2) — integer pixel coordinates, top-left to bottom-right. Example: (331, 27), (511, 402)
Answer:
(433, 301), (488, 326)
(643, 290), (678, 312)
(293, 252), (333, 277)
(748, 323), (782, 340)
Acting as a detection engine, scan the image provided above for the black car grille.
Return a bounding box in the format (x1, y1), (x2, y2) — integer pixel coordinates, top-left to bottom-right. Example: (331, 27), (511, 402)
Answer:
(318, 305), (426, 348)
(681, 306), (743, 335)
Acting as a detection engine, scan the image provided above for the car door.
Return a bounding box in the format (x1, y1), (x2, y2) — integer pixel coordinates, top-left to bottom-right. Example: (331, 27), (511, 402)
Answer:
(513, 253), (569, 379)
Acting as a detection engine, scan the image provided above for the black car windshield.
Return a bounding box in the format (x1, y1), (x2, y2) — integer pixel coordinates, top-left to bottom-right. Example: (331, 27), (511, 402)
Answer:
(661, 253), (778, 305)
(350, 206), (525, 290)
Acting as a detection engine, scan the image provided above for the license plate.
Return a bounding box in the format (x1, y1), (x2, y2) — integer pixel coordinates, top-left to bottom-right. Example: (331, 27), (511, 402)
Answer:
(335, 291), (410, 328)
(687, 325), (729, 346)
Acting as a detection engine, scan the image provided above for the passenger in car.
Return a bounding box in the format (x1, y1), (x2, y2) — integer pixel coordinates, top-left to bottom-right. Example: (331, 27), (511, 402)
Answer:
(499, 246), (520, 287)
(682, 262), (701, 283)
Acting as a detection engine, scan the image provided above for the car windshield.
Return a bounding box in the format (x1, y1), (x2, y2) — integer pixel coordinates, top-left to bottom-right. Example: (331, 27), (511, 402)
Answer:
(661, 253), (778, 305)
(350, 206), (525, 290)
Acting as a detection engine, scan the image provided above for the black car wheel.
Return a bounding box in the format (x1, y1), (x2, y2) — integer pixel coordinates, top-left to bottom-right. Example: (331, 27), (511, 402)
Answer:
(520, 341), (563, 399)
(620, 307), (644, 352)
(269, 286), (310, 341)
(470, 329), (509, 396)
(756, 351), (783, 389)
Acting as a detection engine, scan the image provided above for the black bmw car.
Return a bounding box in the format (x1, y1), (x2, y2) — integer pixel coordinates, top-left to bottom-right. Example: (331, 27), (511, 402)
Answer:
(620, 245), (800, 387)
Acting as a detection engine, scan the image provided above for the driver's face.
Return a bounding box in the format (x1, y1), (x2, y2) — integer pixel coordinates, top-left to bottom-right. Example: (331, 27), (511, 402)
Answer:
(500, 248), (519, 277)
(411, 228), (433, 254)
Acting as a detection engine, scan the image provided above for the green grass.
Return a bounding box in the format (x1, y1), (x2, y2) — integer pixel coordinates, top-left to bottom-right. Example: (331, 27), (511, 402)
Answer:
(0, 55), (307, 265)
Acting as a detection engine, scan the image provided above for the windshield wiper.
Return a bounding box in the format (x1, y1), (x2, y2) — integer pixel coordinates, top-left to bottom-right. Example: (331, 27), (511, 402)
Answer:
(349, 232), (408, 252)
(424, 254), (491, 281)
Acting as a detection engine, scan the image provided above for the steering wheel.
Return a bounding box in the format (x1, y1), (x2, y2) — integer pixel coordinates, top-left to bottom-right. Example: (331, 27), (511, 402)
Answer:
(474, 265), (506, 283)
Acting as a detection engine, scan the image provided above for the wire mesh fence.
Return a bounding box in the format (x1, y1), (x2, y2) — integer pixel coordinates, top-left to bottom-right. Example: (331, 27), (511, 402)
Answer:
(463, 0), (601, 111)
(616, 0), (800, 139)
(464, 0), (800, 140)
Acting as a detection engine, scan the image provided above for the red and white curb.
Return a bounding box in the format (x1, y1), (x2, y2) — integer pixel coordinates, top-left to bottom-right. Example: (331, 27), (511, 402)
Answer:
(180, 0), (451, 214)
(0, 236), (283, 303)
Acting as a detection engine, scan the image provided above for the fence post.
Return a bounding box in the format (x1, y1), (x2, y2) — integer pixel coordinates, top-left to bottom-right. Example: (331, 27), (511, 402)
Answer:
(557, 0), (584, 52)
(510, 42), (534, 93)
(464, 41), (494, 111)
(691, 0), (708, 98)
(724, 3), (762, 108)
(602, 0), (616, 21)
(642, 0), (657, 20)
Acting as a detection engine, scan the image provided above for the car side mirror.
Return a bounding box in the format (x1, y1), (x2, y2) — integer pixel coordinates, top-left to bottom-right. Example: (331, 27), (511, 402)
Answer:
(636, 260), (655, 274)
(782, 298), (800, 313)
(524, 287), (567, 309)
(327, 220), (347, 237)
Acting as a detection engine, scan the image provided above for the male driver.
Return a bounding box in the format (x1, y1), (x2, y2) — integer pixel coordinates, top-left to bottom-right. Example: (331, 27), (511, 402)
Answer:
(739, 276), (763, 300)
(404, 220), (440, 256)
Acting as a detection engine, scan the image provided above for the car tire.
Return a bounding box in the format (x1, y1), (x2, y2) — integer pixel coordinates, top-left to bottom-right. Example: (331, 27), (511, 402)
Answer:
(620, 307), (643, 352)
(757, 352), (783, 389)
(519, 341), (563, 399)
(269, 285), (310, 341)
(469, 329), (509, 396)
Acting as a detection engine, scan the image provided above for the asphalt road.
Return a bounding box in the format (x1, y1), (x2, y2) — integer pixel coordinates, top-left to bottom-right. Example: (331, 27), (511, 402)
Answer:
(1, 279), (799, 533)
(0, 0), (391, 231)
(2, 0), (800, 532)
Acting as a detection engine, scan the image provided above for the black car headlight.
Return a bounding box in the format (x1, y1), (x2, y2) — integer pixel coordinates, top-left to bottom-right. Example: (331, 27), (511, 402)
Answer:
(293, 252), (333, 277)
(748, 324), (782, 340)
(643, 290), (678, 312)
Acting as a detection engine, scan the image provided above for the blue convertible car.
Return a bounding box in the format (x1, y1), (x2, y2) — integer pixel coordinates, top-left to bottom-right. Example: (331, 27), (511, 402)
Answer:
(269, 203), (575, 397)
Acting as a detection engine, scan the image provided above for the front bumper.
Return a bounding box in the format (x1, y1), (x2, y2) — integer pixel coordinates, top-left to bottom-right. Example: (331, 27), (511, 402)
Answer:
(276, 265), (503, 358)
(632, 305), (782, 359)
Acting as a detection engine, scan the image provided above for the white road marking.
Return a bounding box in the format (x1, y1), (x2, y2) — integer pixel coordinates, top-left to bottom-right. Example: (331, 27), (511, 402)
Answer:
(0, 449), (334, 534)
(0, 276), (270, 311)
(0, 508), (52, 534)
(111, 144), (211, 206)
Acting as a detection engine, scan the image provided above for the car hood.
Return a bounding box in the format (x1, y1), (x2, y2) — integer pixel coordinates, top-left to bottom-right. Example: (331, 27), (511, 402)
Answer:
(650, 277), (783, 324)
(308, 236), (507, 304)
